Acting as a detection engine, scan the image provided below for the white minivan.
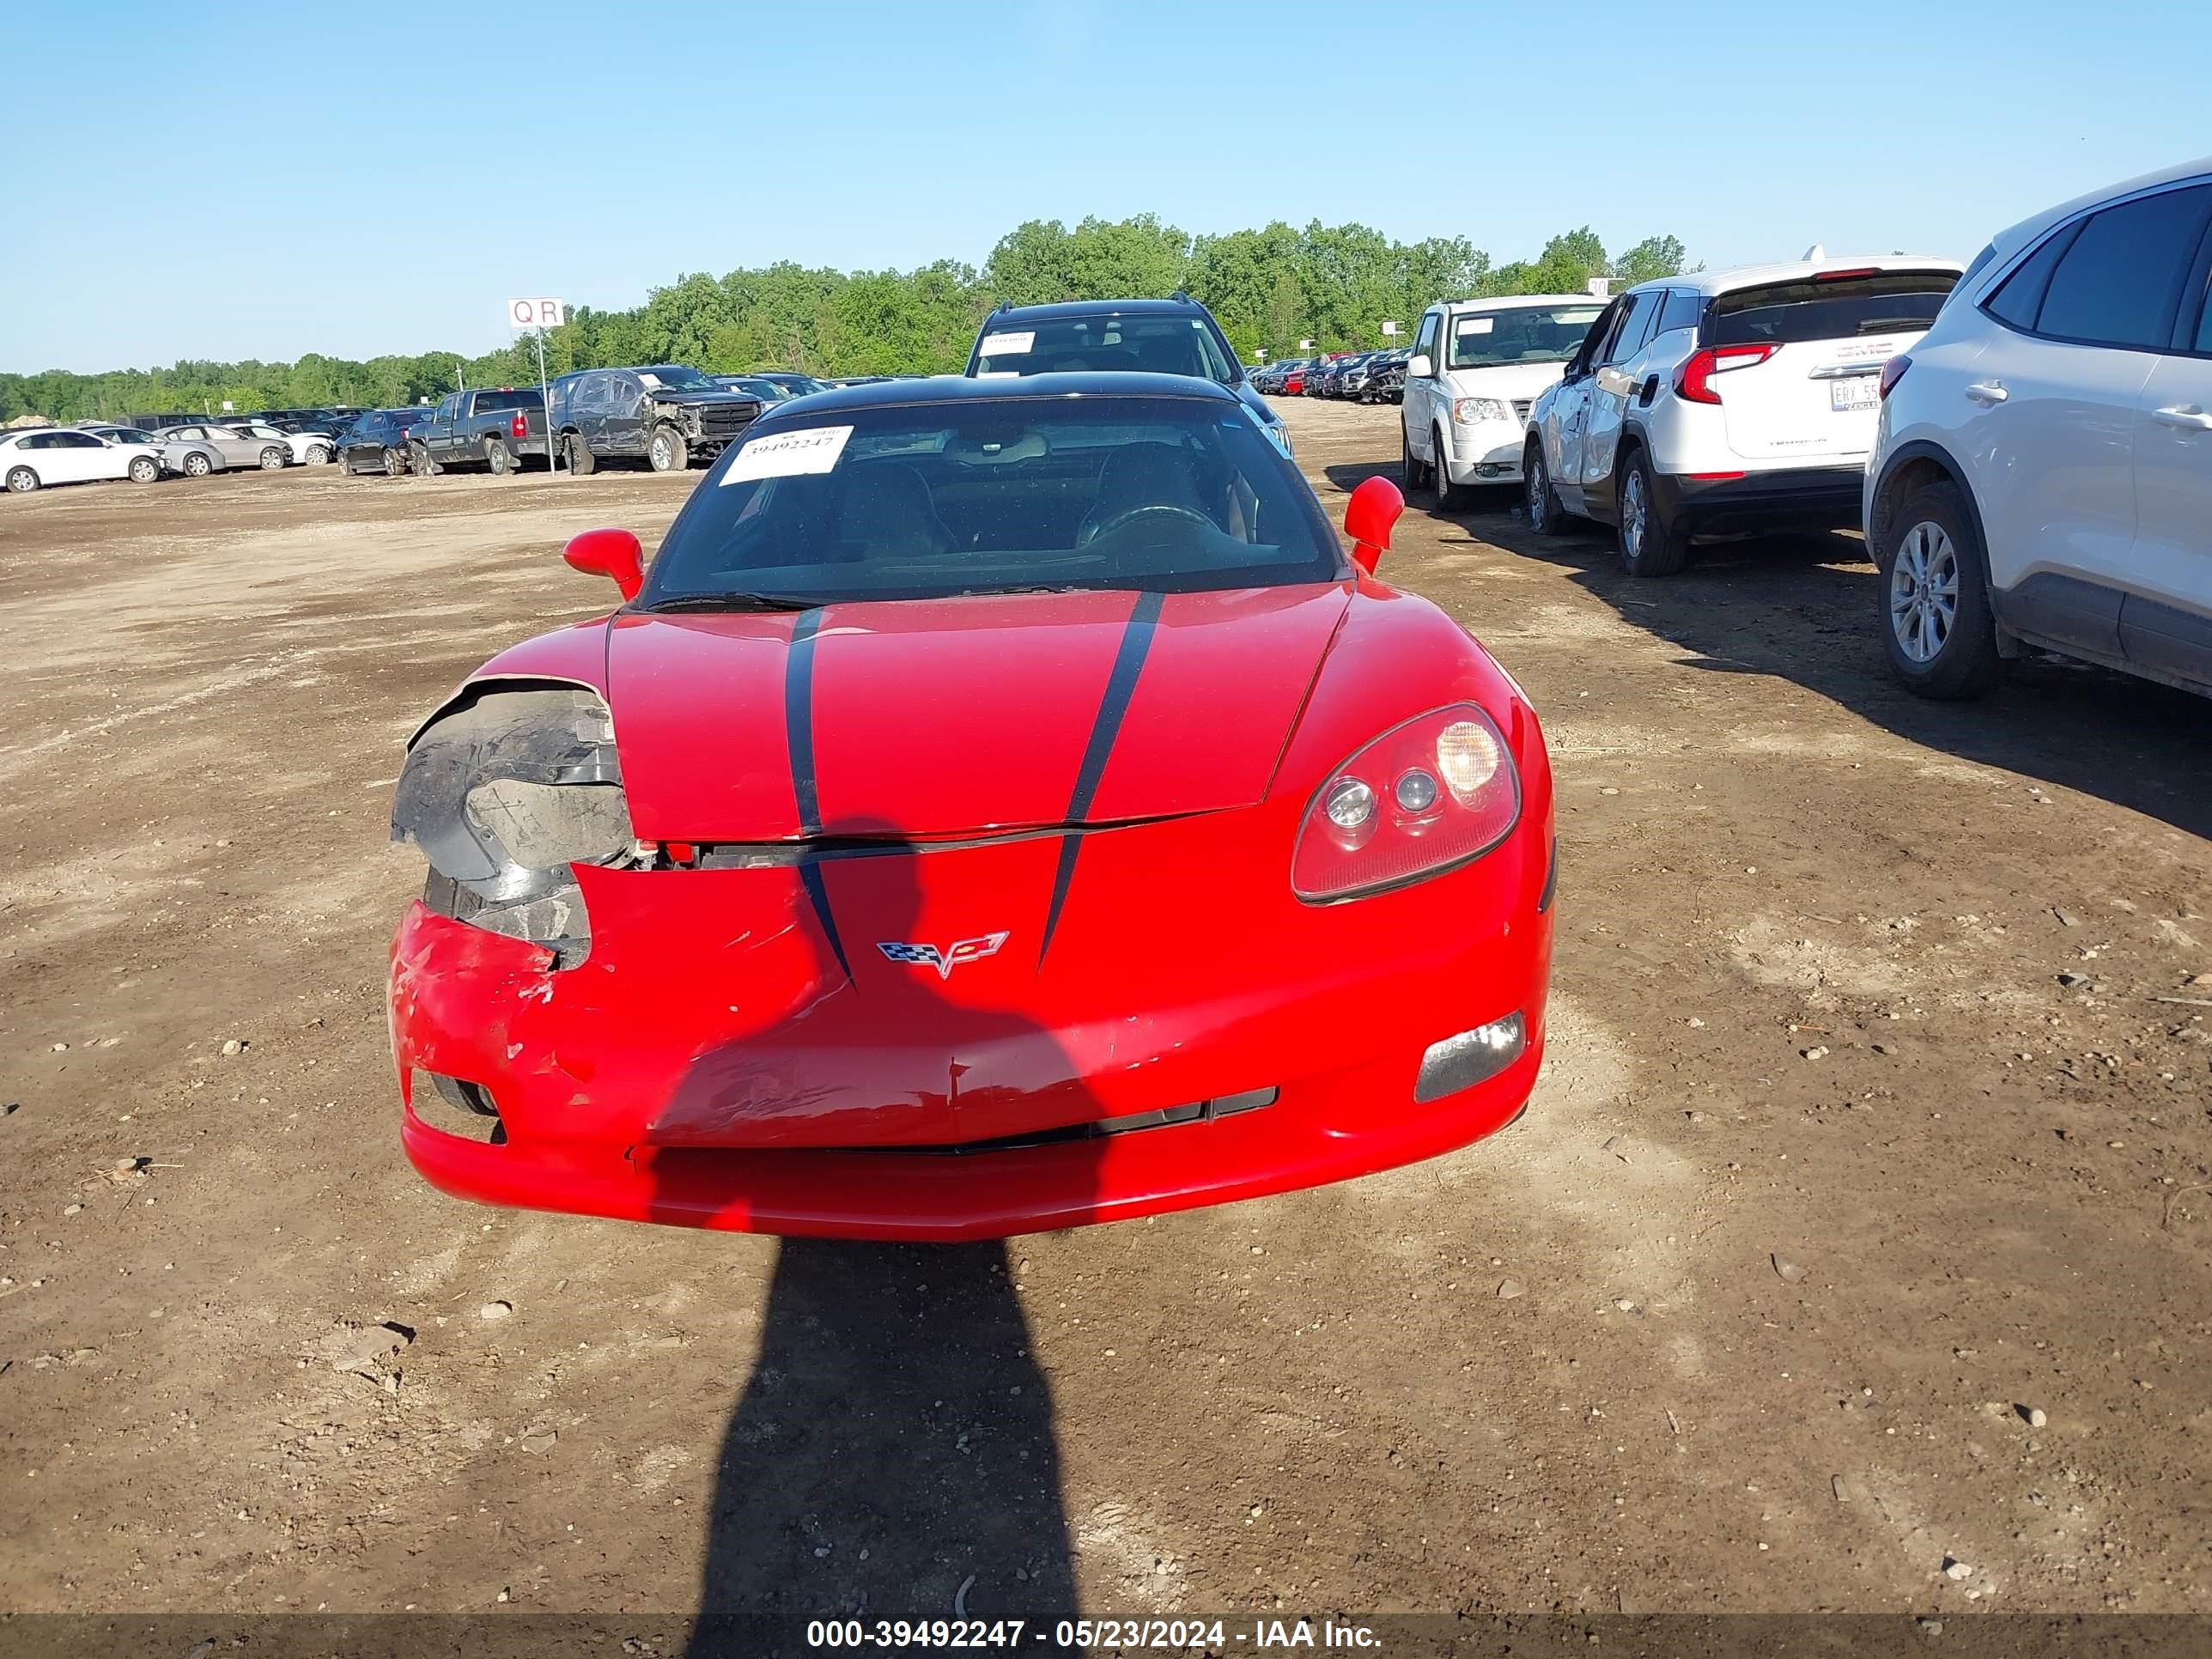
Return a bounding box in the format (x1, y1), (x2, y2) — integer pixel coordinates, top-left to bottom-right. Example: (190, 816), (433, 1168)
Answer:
(1400, 295), (1607, 507)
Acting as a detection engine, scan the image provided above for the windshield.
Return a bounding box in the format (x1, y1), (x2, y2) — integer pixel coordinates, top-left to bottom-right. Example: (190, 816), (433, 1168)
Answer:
(972, 315), (1237, 384)
(1705, 270), (1960, 346)
(1446, 306), (1604, 369)
(644, 394), (1340, 609)
(635, 365), (718, 393)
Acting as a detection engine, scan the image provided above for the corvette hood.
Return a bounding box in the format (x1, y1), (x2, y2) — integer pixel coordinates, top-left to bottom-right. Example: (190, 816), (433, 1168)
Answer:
(605, 584), (1350, 841)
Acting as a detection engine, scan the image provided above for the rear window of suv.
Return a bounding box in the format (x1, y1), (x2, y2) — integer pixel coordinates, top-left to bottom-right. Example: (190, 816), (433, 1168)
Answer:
(1705, 270), (1960, 347)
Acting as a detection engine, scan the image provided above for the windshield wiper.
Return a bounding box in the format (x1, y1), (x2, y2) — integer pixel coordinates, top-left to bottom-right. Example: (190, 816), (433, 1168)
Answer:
(641, 592), (824, 613)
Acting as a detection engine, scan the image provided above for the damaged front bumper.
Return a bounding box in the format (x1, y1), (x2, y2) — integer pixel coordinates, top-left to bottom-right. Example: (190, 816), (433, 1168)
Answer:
(388, 817), (1553, 1242)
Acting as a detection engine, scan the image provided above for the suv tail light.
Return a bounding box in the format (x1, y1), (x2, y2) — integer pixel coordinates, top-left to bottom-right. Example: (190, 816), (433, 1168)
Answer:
(1291, 705), (1521, 902)
(1879, 355), (1911, 401)
(1674, 343), (1778, 404)
(509, 411), (528, 441)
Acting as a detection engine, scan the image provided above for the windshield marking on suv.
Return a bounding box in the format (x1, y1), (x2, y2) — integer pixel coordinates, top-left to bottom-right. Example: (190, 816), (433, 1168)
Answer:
(1445, 306), (1603, 370)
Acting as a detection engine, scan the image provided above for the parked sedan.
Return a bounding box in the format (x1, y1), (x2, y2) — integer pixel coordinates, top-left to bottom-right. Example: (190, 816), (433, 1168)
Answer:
(161, 423), (293, 471)
(744, 372), (831, 398)
(336, 409), (426, 476)
(709, 374), (799, 403)
(2, 428), (165, 491)
(230, 421), (337, 465)
(78, 423), (179, 469)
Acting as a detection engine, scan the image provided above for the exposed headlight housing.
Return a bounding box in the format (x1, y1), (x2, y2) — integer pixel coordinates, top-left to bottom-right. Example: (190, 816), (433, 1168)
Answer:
(392, 685), (635, 951)
(1452, 397), (1513, 425)
(1291, 704), (1520, 902)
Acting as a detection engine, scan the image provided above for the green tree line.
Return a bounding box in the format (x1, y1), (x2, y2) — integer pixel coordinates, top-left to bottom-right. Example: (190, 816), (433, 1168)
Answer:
(0, 219), (1686, 424)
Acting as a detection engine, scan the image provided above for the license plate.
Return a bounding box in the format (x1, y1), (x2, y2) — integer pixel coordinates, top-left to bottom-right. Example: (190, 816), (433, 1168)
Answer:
(1830, 375), (1878, 412)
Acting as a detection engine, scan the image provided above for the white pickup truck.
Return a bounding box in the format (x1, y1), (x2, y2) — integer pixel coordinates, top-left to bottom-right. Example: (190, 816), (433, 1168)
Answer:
(1399, 295), (1607, 507)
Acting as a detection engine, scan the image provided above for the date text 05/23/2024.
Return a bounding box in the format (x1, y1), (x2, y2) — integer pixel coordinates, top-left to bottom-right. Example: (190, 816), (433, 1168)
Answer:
(805, 1617), (1382, 1650)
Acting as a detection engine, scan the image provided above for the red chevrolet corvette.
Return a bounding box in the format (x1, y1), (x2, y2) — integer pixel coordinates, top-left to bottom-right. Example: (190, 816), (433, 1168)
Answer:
(389, 373), (1554, 1241)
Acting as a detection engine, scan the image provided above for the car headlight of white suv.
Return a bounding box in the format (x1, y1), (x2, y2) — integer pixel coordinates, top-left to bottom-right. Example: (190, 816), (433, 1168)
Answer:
(1452, 398), (1513, 426)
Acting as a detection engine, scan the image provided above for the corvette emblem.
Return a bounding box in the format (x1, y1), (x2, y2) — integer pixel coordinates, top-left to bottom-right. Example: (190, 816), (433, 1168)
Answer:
(876, 932), (1011, 979)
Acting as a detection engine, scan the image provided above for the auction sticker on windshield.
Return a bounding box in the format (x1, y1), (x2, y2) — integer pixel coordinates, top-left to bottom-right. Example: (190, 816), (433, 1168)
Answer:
(722, 424), (855, 484)
(1456, 316), (1495, 335)
(978, 331), (1035, 355)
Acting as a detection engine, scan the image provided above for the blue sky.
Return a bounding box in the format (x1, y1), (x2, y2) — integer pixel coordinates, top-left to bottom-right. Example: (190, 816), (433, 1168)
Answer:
(4, 0), (2208, 373)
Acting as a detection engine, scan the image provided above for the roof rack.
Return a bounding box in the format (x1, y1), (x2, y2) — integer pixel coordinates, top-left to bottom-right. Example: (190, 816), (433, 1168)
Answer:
(993, 299), (1014, 314)
(1170, 289), (1191, 303)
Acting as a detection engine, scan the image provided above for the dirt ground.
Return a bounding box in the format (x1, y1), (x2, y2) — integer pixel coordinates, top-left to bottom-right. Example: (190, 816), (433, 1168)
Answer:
(2, 398), (2209, 1649)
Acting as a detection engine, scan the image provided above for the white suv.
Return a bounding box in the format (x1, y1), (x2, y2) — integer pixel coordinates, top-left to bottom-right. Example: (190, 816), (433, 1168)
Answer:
(1524, 257), (1963, 575)
(1867, 157), (2212, 701)
(1400, 295), (1607, 507)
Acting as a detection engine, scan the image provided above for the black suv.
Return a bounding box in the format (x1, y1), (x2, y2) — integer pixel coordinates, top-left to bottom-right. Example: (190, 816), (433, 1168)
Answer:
(546, 365), (768, 473)
(963, 294), (1291, 454)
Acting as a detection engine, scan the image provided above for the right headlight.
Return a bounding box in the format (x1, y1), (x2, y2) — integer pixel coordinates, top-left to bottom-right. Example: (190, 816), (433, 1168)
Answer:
(392, 686), (635, 946)
(1451, 398), (1513, 425)
(1291, 704), (1521, 902)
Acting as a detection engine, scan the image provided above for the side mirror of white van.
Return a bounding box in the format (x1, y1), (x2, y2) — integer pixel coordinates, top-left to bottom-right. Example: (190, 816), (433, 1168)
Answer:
(1407, 354), (1433, 380)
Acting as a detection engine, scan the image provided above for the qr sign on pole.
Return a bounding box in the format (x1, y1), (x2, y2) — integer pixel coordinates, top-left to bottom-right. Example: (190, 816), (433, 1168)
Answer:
(507, 297), (566, 330)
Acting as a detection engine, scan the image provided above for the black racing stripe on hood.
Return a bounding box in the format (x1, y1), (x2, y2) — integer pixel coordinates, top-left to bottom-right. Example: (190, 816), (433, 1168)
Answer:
(1037, 590), (1165, 966)
(783, 608), (853, 981)
(799, 860), (854, 984)
(785, 608), (825, 836)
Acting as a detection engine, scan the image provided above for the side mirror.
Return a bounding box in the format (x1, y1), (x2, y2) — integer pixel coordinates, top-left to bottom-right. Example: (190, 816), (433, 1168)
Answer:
(1407, 353), (1433, 380)
(564, 526), (644, 601)
(1595, 365), (1637, 397)
(1343, 475), (1405, 575)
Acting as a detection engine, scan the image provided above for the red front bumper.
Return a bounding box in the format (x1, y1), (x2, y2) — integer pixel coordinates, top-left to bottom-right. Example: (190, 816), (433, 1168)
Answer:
(388, 808), (1553, 1242)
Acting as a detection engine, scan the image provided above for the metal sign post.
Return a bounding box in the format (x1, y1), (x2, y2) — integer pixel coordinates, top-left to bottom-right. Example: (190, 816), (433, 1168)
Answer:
(507, 297), (568, 476)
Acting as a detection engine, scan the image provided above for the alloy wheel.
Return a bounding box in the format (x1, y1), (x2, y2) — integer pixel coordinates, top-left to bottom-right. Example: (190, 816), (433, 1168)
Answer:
(1621, 470), (1648, 559)
(1889, 520), (1960, 664)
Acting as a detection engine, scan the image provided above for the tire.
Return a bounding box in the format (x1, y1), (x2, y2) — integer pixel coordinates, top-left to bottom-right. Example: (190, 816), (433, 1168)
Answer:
(1401, 424), (1427, 494)
(565, 434), (598, 476)
(483, 437), (514, 477)
(128, 455), (161, 483)
(1879, 480), (2006, 700)
(384, 447), (408, 478)
(305, 444), (331, 466)
(6, 465), (39, 493)
(647, 424), (689, 473)
(1524, 438), (1565, 536)
(182, 452), (212, 478)
(1615, 448), (1688, 577)
(410, 442), (439, 477)
(258, 446), (288, 471)
(1431, 427), (1465, 511)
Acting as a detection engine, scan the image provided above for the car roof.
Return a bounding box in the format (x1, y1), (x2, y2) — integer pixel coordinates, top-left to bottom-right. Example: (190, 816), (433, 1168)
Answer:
(747, 370), (1243, 420)
(983, 296), (1209, 325)
(1431, 293), (1605, 313)
(1981, 155), (2212, 272)
(1627, 255), (1964, 299)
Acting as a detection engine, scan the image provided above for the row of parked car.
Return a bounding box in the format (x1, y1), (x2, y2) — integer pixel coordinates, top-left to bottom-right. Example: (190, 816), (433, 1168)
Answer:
(333, 369), (905, 477)
(1263, 156), (2212, 709)
(1, 374), (921, 495)
(1251, 349), (1410, 403)
(0, 414), (356, 492)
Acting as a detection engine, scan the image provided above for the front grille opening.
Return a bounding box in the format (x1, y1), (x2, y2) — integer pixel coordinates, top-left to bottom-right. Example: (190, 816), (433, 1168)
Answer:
(845, 1086), (1278, 1158)
(412, 1070), (507, 1145)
